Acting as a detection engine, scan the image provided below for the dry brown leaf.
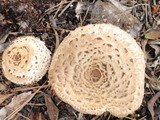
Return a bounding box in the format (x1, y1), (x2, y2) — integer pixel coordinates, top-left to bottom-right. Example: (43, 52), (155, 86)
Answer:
(141, 39), (148, 61)
(91, 0), (142, 38)
(0, 83), (7, 91)
(0, 92), (35, 120)
(145, 30), (160, 39)
(44, 94), (59, 120)
(33, 112), (46, 120)
(0, 94), (14, 104)
(0, 28), (10, 44)
(151, 5), (160, 13)
(148, 91), (160, 120)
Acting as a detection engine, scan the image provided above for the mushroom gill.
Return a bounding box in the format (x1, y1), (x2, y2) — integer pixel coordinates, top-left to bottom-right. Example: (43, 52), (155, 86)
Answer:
(48, 24), (145, 117)
(2, 36), (51, 84)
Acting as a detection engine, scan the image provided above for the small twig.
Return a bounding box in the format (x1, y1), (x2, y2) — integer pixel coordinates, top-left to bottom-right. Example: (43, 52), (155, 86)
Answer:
(107, 113), (111, 120)
(153, 0), (156, 5)
(91, 0), (96, 4)
(45, 1), (69, 14)
(53, 29), (60, 50)
(145, 73), (155, 82)
(4, 108), (31, 120)
(127, 4), (149, 10)
(39, 1), (69, 22)
(148, 84), (156, 95)
(125, 116), (136, 120)
(45, 3), (60, 13)
(27, 103), (45, 106)
(11, 84), (50, 92)
(56, 100), (62, 106)
(54, 27), (70, 32)
(109, 0), (149, 12)
(145, 4), (148, 25)
(144, 92), (154, 95)
(79, 15), (83, 26)
(139, 116), (147, 120)
(53, 1), (65, 19)
(58, 0), (76, 17)
(82, 7), (89, 25)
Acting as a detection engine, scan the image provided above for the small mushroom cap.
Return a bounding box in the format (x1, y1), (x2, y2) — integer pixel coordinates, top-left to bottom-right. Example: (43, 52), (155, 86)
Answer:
(48, 24), (145, 117)
(2, 36), (51, 84)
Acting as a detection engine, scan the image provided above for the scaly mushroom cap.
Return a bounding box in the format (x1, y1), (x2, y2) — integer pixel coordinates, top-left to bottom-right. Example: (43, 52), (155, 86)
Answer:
(2, 36), (51, 84)
(48, 24), (145, 117)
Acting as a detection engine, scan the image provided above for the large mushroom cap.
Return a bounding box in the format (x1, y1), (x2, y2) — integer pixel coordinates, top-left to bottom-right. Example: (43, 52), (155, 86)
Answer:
(48, 24), (145, 117)
(2, 36), (51, 84)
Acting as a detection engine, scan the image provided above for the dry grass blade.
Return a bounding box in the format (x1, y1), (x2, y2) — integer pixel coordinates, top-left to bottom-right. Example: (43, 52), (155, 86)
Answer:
(44, 94), (59, 120)
(148, 91), (160, 120)
(10, 84), (50, 92)
(58, 0), (76, 17)
(145, 30), (160, 39)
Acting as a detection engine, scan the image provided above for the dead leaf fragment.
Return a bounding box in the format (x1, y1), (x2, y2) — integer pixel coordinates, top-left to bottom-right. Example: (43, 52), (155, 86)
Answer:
(145, 30), (160, 39)
(91, 0), (142, 38)
(44, 94), (59, 120)
(152, 5), (160, 13)
(0, 28), (10, 44)
(33, 112), (46, 120)
(0, 92), (35, 120)
(0, 13), (6, 26)
(148, 91), (160, 120)
(0, 94), (14, 104)
(75, 1), (93, 17)
(149, 45), (160, 57)
(0, 83), (7, 91)
(108, 0), (129, 11)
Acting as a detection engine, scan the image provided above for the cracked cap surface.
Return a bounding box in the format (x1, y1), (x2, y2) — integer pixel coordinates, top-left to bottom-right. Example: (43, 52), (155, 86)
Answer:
(48, 24), (145, 117)
(2, 36), (51, 84)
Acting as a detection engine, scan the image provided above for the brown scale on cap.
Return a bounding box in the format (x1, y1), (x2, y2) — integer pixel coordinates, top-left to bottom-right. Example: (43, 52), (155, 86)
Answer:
(2, 36), (51, 85)
(48, 24), (145, 118)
